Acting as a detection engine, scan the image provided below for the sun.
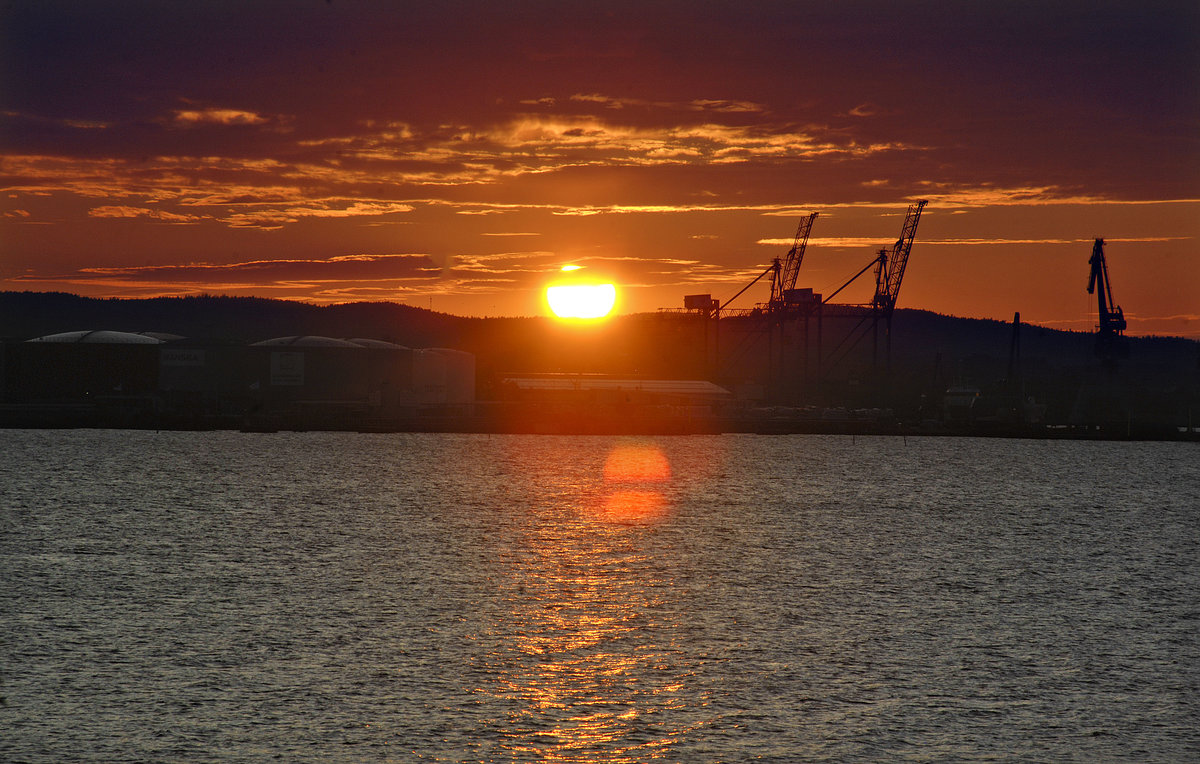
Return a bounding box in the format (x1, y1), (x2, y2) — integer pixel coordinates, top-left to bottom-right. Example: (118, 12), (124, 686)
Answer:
(544, 266), (617, 320)
(546, 283), (617, 319)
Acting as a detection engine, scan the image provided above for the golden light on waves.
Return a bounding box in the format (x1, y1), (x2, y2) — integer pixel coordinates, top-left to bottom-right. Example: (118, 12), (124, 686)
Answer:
(603, 444), (671, 483)
(600, 442), (671, 522)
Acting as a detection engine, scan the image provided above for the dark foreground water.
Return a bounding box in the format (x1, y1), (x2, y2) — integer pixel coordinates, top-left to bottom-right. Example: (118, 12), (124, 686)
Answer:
(1, 431), (1197, 762)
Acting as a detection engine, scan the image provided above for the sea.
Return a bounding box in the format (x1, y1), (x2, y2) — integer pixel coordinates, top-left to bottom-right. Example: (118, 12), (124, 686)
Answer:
(1, 430), (1197, 763)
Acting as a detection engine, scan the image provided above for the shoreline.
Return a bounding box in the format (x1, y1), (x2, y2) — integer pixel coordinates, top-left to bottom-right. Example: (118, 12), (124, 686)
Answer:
(3, 403), (1195, 442)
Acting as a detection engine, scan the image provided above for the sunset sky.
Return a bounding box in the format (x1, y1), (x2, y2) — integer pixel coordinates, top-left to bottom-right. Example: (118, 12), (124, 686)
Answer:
(3, 1), (1198, 335)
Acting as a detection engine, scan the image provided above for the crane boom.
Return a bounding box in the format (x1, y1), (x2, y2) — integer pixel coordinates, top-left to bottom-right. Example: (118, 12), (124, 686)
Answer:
(1088, 238), (1125, 333)
(873, 199), (927, 313)
(770, 212), (818, 307)
(1087, 238), (1126, 361)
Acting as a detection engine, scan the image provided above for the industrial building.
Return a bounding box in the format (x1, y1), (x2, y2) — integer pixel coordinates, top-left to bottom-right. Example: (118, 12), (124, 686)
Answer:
(479, 375), (729, 434)
(0, 332), (475, 430)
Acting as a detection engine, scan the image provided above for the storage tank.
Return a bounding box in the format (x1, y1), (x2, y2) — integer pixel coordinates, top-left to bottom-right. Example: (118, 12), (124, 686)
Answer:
(413, 348), (475, 409)
(429, 348), (475, 406)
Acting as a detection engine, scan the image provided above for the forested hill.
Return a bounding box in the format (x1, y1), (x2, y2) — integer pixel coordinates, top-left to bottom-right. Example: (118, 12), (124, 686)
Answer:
(2, 291), (1196, 384)
(0, 292), (470, 347)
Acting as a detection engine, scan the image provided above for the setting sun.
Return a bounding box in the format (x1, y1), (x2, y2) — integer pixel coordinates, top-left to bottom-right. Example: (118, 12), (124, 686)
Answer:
(545, 266), (617, 320)
(546, 283), (617, 319)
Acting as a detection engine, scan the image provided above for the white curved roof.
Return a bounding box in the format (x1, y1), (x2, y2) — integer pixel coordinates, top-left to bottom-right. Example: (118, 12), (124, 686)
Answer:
(27, 330), (165, 344)
(250, 336), (362, 348)
(346, 338), (409, 350)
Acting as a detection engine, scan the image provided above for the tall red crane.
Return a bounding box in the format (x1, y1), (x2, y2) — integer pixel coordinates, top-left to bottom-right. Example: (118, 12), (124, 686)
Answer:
(872, 199), (927, 315)
(1088, 238), (1127, 361)
(769, 212), (818, 309)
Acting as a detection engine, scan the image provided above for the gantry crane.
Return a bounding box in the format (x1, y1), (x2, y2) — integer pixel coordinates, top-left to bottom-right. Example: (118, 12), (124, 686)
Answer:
(769, 212), (818, 311)
(815, 200), (928, 381)
(699, 212), (819, 400)
(871, 199), (926, 373)
(872, 199), (927, 316)
(1087, 238), (1127, 362)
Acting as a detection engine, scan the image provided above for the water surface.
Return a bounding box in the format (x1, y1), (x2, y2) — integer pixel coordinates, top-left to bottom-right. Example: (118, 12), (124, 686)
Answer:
(2, 431), (1197, 761)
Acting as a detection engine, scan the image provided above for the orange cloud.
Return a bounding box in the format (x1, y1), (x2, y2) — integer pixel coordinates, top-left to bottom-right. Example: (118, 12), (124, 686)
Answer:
(170, 108), (269, 127)
(567, 93), (766, 113)
(9, 254), (440, 297)
(88, 205), (203, 223)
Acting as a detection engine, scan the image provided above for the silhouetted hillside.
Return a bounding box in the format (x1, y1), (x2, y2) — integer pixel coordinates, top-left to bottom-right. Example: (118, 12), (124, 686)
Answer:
(0, 292), (467, 346)
(3, 292), (1197, 423)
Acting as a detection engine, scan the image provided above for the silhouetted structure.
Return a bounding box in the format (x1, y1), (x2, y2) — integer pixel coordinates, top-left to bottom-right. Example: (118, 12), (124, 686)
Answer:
(2, 291), (1197, 437)
(1, 329), (474, 430)
(1088, 238), (1128, 364)
(769, 213), (818, 311)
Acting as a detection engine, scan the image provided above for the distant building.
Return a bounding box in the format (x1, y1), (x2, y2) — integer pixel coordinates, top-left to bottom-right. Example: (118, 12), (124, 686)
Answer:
(489, 374), (731, 433)
(1, 331), (476, 430)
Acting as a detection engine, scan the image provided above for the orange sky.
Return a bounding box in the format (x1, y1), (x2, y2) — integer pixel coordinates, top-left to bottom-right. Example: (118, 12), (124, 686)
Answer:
(3, 1), (1198, 336)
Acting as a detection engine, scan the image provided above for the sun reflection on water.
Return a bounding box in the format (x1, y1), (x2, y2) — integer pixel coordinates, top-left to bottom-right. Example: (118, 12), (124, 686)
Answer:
(482, 545), (685, 760)
(470, 439), (695, 760)
(598, 441), (672, 524)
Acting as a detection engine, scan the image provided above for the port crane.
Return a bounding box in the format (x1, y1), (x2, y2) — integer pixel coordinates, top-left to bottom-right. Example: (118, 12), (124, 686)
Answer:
(699, 203), (927, 403)
(769, 212), (818, 311)
(818, 200), (927, 376)
(872, 199), (927, 317)
(691, 212), (819, 400)
(1087, 238), (1127, 362)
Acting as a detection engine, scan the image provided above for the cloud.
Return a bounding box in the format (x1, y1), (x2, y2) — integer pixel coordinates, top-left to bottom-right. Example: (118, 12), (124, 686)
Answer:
(758, 236), (892, 249)
(568, 94), (765, 114)
(9, 254), (441, 296)
(88, 205), (203, 223)
(480, 116), (896, 165)
(757, 234), (1196, 250)
(170, 107), (270, 127)
(221, 201), (415, 229)
(450, 251), (559, 275)
(1, 110), (112, 129)
(441, 250), (750, 293)
(281, 112), (904, 187)
(688, 99), (765, 113)
(913, 185), (1200, 208)
(2, 106), (914, 236)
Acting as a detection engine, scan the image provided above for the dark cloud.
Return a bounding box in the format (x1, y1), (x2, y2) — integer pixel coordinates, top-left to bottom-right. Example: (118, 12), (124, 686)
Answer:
(13, 254), (439, 288)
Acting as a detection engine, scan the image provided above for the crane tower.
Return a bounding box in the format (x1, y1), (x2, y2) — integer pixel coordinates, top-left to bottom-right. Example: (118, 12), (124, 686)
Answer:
(769, 212), (818, 310)
(873, 199), (927, 315)
(1088, 238), (1127, 362)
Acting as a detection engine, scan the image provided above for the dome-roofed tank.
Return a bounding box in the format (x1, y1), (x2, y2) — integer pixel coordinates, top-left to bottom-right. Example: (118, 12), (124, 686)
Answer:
(27, 330), (168, 344)
(414, 347), (475, 407)
(346, 338), (409, 350)
(250, 335), (362, 348)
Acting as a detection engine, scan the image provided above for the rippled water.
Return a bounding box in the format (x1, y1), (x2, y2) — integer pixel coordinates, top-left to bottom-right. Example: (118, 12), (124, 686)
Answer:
(2, 431), (1197, 762)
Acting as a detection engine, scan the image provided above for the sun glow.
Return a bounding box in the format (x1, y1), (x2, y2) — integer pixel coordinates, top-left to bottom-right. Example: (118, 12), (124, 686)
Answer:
(599, 443), (672, 522)
(544, 265), (617, 320)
